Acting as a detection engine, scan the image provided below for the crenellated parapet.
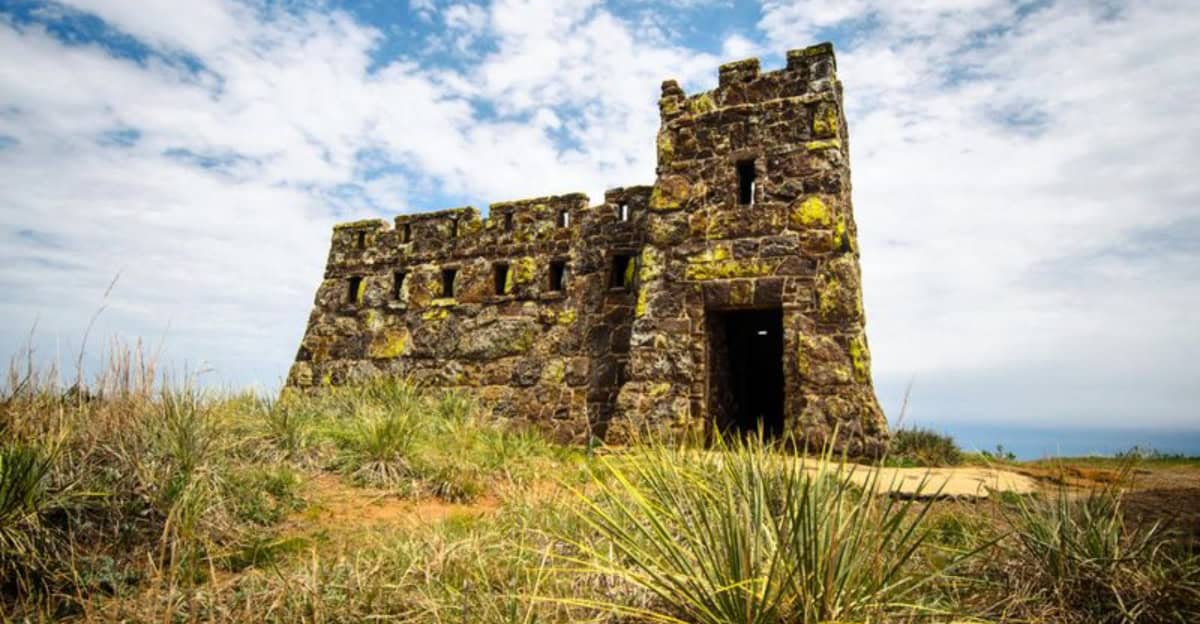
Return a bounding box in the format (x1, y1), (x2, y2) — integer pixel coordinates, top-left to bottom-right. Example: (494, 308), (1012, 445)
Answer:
(288, 43), (887, 456)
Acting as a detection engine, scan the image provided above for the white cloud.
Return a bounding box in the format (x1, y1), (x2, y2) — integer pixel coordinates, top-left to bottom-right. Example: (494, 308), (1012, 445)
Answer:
(0, 0), (721, 387)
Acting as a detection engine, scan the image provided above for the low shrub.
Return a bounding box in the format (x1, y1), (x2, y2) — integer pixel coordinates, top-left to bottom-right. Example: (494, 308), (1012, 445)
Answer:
(890, 427), (963, 466)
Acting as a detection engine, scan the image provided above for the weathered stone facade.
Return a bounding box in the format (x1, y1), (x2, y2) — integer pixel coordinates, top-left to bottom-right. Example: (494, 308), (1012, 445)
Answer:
(288, 43), (888, 456)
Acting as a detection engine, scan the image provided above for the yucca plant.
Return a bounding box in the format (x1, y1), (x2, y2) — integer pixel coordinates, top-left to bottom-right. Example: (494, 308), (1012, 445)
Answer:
(260, 396), (316, 457)
(329, 400), (421, 487)
(1001, 472), (1200, 622)
(553, 434), (952, 623)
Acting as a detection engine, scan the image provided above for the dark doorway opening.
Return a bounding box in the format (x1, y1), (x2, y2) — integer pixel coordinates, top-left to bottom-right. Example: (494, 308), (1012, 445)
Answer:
(708, 308), (784, 438)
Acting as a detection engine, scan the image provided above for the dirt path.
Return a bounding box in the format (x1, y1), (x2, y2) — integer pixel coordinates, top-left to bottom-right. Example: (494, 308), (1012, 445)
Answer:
(284, 474), (501, 537)
(859, 465), (1037, 499)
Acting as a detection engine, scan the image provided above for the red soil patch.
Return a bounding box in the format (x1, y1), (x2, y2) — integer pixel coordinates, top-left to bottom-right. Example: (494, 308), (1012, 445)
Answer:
(287, 473), (500, 535)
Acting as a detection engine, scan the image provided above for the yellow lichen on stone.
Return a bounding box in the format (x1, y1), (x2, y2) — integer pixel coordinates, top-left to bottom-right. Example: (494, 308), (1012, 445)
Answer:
(689, 242), (731, 265)
(512, 256), (537, 285)
(793, 196), (831, 227)
(688, 93), (716, 115)
(422, 308), (449, 321)
(557, 309), (576, 325)
(813, 102), (839, 138)
(648, 382), (671, 398)
(650, 176), (690, 212)
(685, 258), (772, 281)
(818, 275), (840, 320)
(355, 278), (368, 304)
(431, 297), (457, 307)
(635, 247), (663, 318)
(333, 218), (385, 230)
(849, 333), (870, 382)
(320, 372), (333, 387)
(368, 329), (408, 359)
(541, 360), (565, 384)
(795, 333), (810, 377)
(623, 254), (636, 286)
(806, 139), (842, 152)
(657, 131), (673, 165)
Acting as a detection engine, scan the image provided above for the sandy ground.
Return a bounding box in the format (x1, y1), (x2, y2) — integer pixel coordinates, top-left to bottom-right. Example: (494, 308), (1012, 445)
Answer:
(854, 464), (1037, 499)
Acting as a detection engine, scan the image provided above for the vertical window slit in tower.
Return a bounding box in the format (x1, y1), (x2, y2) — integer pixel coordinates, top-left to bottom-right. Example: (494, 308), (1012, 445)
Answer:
(393, 271), (406, 300)
(549, 260), (566, 292)
(619, 202), (630, 222)
(402, 223), (412, 243)
(493, 263), (509, 295)
(611, 255), (633, 290)
(449, 218), (459, 238)
(504, 212), (514, 231)
(558, 209), (570, 227)
(737, 159), (756, 205)
(355, 230), (366, 249)
(441, 268), (457, 298)
(347, 276), (362, 304)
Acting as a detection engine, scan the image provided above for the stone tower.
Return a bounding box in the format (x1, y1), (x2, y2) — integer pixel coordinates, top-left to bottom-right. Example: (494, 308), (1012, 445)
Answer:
(287, 43), (888, 456)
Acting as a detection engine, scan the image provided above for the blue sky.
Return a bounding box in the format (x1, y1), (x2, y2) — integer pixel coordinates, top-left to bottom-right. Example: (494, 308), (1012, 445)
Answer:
(1, 0), (1197, 439)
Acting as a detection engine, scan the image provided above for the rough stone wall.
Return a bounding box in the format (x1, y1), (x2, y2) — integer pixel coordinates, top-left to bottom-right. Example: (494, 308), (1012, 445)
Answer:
(288, 42), (888, 455)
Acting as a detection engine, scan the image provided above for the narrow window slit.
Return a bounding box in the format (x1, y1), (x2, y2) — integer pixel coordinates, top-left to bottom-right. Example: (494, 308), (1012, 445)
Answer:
(504, 212), (514, 231)
(611, 255), (633, 290)
(402, 223), (412, 243)
(493, 263), (510, 295)
(619, 203), (630, 222)
(737, 159), (756, 206)
(393, 271), (406, 300)
(558, 209), (570, 227)
(355, 231), (367, 249)
(441, 268), (457, 298)
(549, 260), (566, 292)
(346, 276), (363, 304)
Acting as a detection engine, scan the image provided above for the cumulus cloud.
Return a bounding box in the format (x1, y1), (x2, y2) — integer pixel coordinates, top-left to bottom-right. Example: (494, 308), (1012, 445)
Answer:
(0, 0), (719, 386)
(0, 0), (1196, 432)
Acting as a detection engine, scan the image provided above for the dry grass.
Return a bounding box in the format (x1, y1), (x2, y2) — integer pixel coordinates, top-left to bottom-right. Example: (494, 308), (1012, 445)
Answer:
(2, 343), (1198, 622)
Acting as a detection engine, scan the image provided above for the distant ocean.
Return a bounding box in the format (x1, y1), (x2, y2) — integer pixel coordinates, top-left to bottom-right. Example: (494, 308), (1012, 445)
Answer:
(909, 423), (1200, 460)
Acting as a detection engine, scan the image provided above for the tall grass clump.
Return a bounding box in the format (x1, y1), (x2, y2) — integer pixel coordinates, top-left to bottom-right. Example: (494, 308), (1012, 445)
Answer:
(556, 435), (956, 623)
(0, 442), (65, 596)
(998, 476), (1200, 623)
(889, 427), (962, 466)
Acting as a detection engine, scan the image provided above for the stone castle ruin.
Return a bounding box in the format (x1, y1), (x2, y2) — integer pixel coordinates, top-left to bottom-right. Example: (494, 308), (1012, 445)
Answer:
(288, 43), (888, 456)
